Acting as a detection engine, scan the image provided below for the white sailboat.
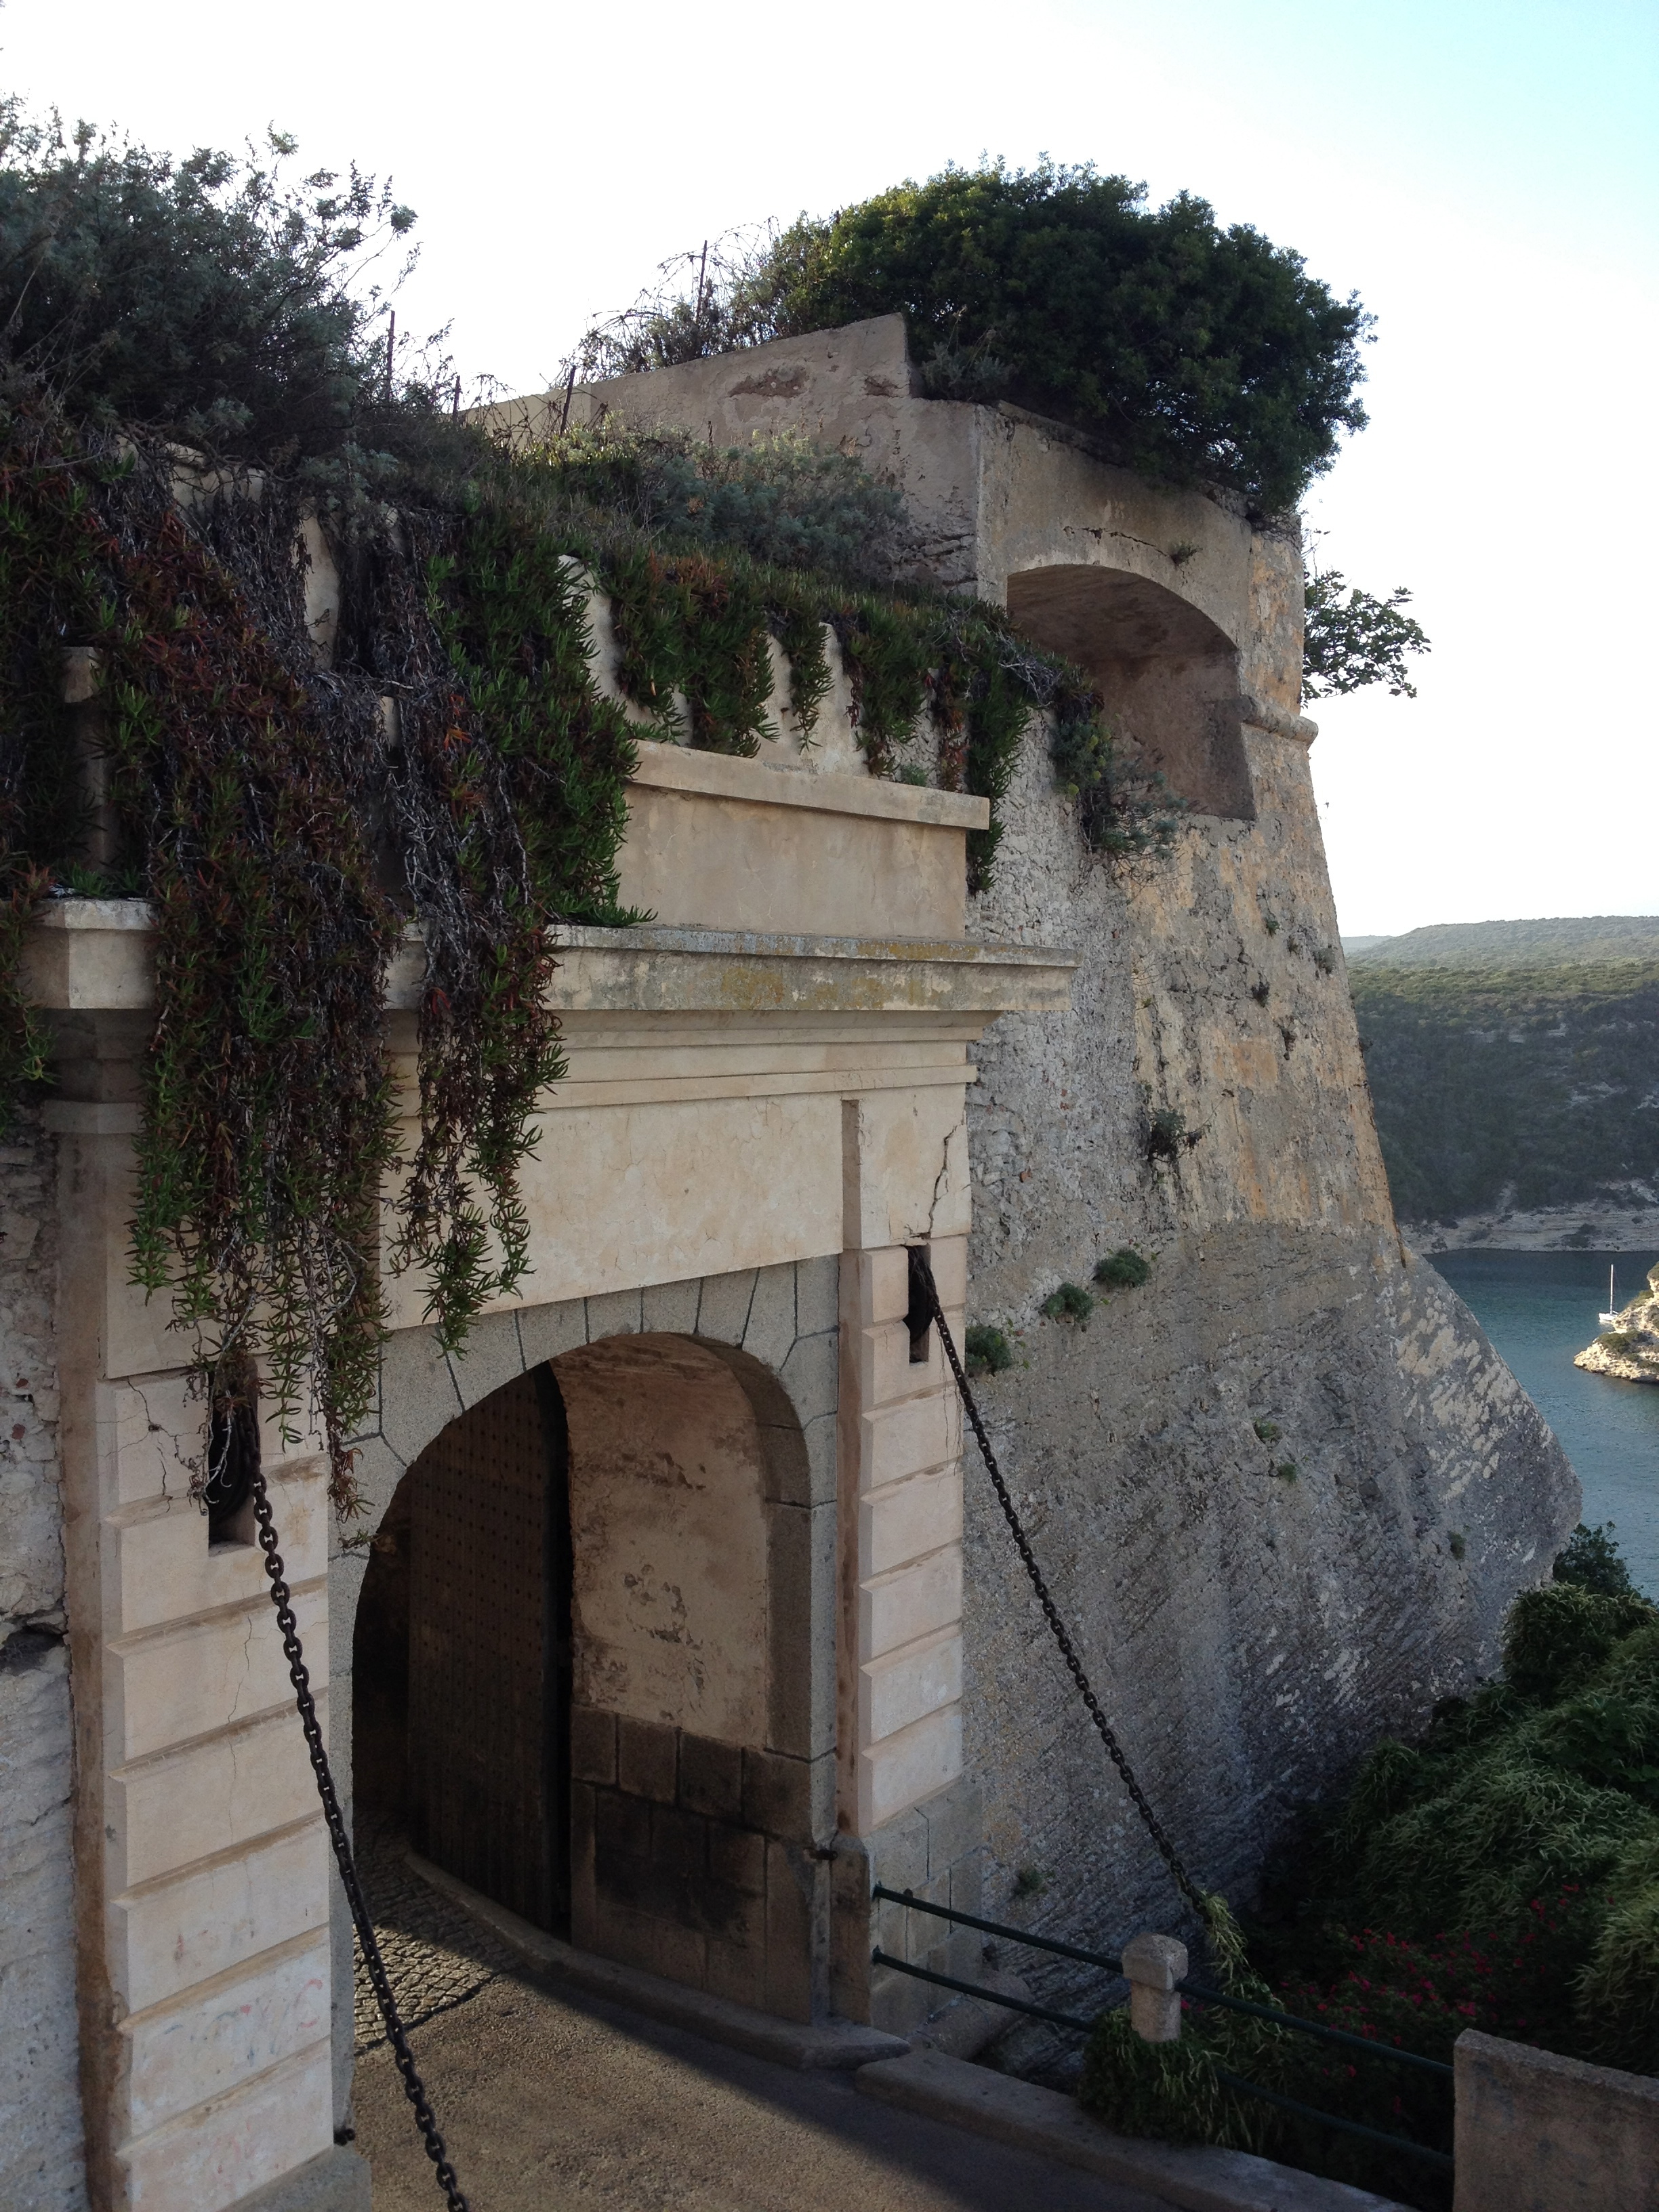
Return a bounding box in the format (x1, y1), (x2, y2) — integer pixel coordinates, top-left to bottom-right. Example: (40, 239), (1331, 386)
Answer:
(1599, 1264), (1621, 1327)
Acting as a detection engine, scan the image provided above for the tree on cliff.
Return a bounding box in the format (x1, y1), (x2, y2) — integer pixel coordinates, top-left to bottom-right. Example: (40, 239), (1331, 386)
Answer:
(582, 161), (1373, 516)
(1302, 565), (1429, 699)
(583, 165), (1431, 699)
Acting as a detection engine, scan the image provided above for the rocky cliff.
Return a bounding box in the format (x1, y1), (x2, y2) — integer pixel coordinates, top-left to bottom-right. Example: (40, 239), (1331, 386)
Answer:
(961, 716), (1580, 1982)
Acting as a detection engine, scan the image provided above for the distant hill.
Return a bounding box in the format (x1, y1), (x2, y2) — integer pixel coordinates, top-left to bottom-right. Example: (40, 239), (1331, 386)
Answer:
(1347, 920), (1659, 1225)
(1347, 916), (1659, 970)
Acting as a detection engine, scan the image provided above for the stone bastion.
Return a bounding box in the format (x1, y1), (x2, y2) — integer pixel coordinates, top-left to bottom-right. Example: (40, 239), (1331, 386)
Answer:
(0, 314), (1576, 2212)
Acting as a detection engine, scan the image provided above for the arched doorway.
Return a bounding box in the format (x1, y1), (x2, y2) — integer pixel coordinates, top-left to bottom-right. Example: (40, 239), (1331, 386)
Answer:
(351, 1324), (830, 2018)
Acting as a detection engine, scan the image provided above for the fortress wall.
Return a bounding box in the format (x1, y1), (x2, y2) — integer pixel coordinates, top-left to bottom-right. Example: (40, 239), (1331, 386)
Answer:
(501, 317), (1585, 1980)
(960, 705), (1581, 1988)
(0, 1104), (88, 2211)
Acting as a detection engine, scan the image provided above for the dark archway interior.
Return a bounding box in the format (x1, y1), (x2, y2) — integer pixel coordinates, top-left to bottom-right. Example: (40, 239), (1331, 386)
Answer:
(351, 1330), (819, 2011)
(1007, 564), (1254, 821)
(352, 1366), (574, 1933)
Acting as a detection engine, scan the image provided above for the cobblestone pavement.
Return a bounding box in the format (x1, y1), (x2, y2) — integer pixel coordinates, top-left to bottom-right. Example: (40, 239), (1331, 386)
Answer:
(352, 1820), (520, 2054)
(348, 1853), (1166, 2212)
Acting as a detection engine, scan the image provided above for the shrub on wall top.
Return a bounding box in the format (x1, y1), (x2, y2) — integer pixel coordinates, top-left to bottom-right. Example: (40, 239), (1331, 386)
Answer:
(593, 163), (1372, 515)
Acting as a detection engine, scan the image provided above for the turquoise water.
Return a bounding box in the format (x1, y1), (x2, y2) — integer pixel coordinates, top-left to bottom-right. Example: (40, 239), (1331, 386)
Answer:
(1427, 1249), (1659, 1597)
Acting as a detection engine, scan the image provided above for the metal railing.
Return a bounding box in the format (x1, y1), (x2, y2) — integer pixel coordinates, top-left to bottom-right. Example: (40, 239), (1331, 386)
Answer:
(872, 1884), (1454, 2173)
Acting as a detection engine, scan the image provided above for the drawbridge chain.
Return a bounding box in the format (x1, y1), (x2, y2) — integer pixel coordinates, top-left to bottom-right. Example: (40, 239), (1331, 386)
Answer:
(249, 1465), (469, 2211)
(912, 1250), (1211, 1924)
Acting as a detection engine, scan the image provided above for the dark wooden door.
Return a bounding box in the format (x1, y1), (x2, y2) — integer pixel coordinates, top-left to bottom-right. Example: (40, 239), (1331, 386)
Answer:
(408, 1366), (572, 1930)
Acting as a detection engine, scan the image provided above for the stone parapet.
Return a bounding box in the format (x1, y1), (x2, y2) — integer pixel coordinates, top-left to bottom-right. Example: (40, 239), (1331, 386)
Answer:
(1453, 2030), (1659, 2212)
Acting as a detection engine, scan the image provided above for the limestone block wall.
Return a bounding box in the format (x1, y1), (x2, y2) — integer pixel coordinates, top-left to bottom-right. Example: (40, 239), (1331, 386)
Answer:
(39, 1072), (359, 2212)
(956, 708), (1581, 1996)
(0, 1103), (86, 2212)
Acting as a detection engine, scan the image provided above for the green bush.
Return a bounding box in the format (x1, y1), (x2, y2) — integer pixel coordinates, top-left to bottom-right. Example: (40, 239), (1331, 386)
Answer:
(1502, 1582), (1654, 1701)
(1145, 1105), (1198, 1163)
(714, 163), (1372, 513)
(964, 1323), (1012, 1377)
(1094, 1246), (1151, 1289)
(0, 107), (426, 466)
(1254, 1573), (1659, 2076)
(513, 421), (909, 588)
(1040, 1282), (1094, 1324)
(1557, 1522), (1642, 1599)
(1082, 1534), (1659, 2203)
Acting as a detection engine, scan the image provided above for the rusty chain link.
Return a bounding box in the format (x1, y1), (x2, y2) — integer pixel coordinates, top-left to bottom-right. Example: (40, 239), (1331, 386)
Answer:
(914, 1251), (1210, 1923)
(249, 1466), (469, 2211)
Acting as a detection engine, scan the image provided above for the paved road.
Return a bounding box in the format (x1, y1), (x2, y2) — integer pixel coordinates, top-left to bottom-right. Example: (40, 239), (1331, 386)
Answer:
(352, 1968), (1170, 2212)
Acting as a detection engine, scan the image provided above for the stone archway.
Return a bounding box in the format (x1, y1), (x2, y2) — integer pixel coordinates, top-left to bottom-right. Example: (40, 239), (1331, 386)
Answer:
(337, 1258), (842, 2109)
(1006, 563), (1253, 819)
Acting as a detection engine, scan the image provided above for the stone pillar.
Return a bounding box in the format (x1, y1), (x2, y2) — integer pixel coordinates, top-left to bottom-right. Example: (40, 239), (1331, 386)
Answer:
(835, 1088), (986, 2031)
(47, 1048), (356, 2211)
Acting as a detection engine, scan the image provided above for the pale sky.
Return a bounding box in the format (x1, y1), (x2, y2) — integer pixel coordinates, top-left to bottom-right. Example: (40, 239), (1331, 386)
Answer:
(5, 0), (1654, 937)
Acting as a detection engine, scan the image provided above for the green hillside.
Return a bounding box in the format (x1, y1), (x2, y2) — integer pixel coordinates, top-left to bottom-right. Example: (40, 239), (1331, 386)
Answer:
(1349, 916), (1659, 970)
(1349, 951), (1659, 1223)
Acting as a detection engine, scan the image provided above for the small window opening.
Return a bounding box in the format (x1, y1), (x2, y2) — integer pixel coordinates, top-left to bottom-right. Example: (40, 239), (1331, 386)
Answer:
(205, 1366), (260, 1547)
(905, 1245), (935, 1364)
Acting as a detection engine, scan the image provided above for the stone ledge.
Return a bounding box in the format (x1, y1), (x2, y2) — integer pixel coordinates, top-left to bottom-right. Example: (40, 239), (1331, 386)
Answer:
(556, 926), (1075, 1017)
(405, 1847), (909, 2072)
(631, 738), (990, 830)
(25, 906), (1076, 1019)
(224, 2144), (369, 2212)
(1454, 2027), (1659, 2212)
(855, 2048), (1410, 2212)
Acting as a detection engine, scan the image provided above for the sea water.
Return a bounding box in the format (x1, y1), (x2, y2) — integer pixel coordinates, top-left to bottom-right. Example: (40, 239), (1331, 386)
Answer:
(1427, 1248), (1659, 1597)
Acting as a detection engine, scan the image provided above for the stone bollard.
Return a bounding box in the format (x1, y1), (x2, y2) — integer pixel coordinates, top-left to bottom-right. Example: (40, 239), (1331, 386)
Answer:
(1122, 1933), (1189, 2043)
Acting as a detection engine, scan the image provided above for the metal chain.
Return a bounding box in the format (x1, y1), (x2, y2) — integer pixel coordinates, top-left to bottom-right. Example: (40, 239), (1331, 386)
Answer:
(916, 1256), (1210, 1923)
(249, 1467), (469, 2212)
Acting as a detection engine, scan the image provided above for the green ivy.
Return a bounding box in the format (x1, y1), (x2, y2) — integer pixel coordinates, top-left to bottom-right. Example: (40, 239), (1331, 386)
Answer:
(0, 408), (1185, 1511)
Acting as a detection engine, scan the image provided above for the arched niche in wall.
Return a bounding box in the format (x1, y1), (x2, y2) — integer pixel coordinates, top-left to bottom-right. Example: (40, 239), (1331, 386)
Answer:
(1006, 563), (1254, 821)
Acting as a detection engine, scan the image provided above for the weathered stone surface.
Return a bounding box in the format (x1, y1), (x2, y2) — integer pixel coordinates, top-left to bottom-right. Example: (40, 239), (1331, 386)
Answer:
(1453, 2028), (1659, 2212)
(0, 1107), (85, 2211)
(0, 1634), (86, 2211)
(222, 2144), (369, 2212)
(958, 693), (1580, 1978)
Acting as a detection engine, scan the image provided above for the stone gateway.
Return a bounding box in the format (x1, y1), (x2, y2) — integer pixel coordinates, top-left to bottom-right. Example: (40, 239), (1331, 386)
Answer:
(0, 316), (1575, 2211)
